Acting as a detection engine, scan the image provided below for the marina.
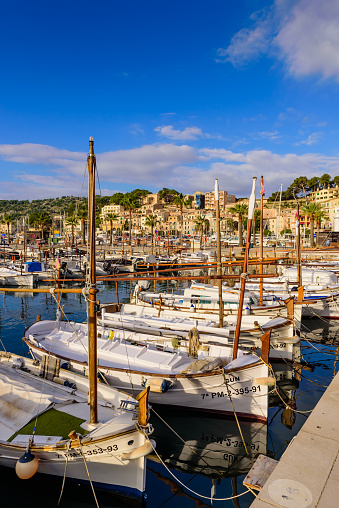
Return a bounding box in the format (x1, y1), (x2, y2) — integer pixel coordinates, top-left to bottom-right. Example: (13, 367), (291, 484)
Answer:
(2, 2), (339, 503)
(0, 277), (338, 506)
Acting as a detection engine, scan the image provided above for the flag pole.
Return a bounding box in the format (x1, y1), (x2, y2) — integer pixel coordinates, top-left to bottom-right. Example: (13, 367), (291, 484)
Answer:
(215, 179), (224, 327)
(260, 176), (264, 305)
(233, 177), (257, 360)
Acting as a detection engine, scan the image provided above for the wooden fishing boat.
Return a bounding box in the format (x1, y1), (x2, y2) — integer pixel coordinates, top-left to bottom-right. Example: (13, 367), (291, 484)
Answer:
(99, 302), (300, 361)
(0, 351), (153, 500)
(23, 318), (270, 421)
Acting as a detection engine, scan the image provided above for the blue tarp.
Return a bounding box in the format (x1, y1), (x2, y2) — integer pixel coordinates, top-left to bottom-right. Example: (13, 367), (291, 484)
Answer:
(25, 262), (42, 272)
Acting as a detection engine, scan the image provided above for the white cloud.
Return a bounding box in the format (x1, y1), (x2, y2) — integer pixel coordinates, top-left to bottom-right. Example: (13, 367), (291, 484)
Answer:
(298, 132), (322, 145)
(256, 130), (281, 140)
(129, 123), (145, 135)
(276, 0), (339, 80)
(217, 8), (275, 66)
(1, 141), (339, 200)
(218, 0), (339, 81)
(155, 125), (204, 140)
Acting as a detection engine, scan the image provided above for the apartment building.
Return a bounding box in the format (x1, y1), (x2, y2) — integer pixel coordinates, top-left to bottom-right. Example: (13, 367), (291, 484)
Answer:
(204, 190), (236, 211)
(310, 185), (339, 202)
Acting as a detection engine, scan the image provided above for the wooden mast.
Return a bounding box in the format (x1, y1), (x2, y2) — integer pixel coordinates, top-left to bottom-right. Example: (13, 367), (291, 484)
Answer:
(233, 177), (257, 361)
(88, 137), (98, 424)
(259, 176), (264, 305)
(296, 202), (302, 288)
(215, 178), (224, 327)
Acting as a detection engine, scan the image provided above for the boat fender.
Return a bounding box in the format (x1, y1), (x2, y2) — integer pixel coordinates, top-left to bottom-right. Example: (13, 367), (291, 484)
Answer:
(61, 361), (71, 370)
(121, 439), (156, 460)
(53, 377), (77, 389)
(16, 450), (39, 479)
(145, 378), (171, 393)
(254, 376), (276, 386)
(244, 305), (250, 315)
(13, 357), (24, 369)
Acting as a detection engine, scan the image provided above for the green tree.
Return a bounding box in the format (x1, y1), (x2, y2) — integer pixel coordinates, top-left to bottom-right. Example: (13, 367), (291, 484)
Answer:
(106, 212), (118, 245)
(76, 205), (88, 245)
(173, 192), (191, 245)
(65, 215), (78, 245)
(301, 202), (324, 248)
(287, 176), (309, 199)
(308, 177), (320, 192)
(121, 193), (141, 254)
(319, 173), (331, 189)
(194, 215), (209, 248)
(37, 212), (51, 240)
(145, 214), (158, 255)
(314, 208), (329, 246)
(110, 192), (124, 205)
(228, 203), (248, 246)
(1, 214), (13, 243)
(158, 188), (178, 204)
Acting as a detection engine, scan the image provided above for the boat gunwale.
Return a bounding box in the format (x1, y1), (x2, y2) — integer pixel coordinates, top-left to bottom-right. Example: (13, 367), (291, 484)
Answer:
(23, 335), (265, 379)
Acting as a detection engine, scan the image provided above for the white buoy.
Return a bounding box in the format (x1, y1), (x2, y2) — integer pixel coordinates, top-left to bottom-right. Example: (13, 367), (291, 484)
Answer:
(15, 450), (39, 479)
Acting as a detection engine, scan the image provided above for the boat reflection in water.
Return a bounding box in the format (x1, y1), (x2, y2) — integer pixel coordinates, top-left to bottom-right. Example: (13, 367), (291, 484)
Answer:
(149, 410), (267, 478)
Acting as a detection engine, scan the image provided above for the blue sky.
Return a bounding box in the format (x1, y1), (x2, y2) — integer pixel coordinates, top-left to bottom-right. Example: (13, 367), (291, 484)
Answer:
(1, 0), (339, 201)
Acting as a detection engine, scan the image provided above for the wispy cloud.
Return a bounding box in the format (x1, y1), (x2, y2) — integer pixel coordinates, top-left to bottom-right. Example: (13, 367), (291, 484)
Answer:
(298, 132), (322, 145)
(256, 130), (281, 141)
(217, 0), (339, 81)
(217, 7), (276, 67)
(155, 125), (204, 140)
(129, 123), (145, 135)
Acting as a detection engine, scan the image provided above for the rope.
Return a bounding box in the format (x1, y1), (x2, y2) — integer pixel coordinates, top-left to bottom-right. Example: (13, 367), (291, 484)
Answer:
(222, 370), (248, 455)
(150, 407), (224, 476)
(57, 441), (71, 506)
(79, 441), (100, 508)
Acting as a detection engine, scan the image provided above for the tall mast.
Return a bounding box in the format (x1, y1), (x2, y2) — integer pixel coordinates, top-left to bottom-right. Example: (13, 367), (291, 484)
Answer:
(88, 137), (98, 424)
(296, 202), (302, 288)
(215, 179), (224, 327)
(259, 176), (264, 305)
(276, 183), (283, 245)
(233, 177), (257, 360)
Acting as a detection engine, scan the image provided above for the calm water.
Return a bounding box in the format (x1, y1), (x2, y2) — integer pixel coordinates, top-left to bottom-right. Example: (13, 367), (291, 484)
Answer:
(0, 281), (338, 508)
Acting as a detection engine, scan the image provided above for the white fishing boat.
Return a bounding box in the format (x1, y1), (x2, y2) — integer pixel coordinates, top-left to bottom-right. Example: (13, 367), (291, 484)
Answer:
(23, 318), (270, 421)
(0, 351), (153, 500)
(99, 302), (300, 361)
(0, 267), (36, 286)
(9, 261), (57, 282)
(133, 281), (303, 325)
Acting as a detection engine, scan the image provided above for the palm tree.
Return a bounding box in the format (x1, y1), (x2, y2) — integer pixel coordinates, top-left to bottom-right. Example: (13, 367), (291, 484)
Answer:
(121, 194), (141, 254)
(314, 208), (329, 247)
(105, 212), (118, 245)
(37, 212), (51, 241)
(76, 205), (88, 245)
(145, 214), (158, 255)
(194, 215), (209, 248)
(228, 203), (248, 246)
(1, 214), (13, 244)
(173, 193), (192, 245)
(65, 215), (78, 245)
(301, 202), (324, 248)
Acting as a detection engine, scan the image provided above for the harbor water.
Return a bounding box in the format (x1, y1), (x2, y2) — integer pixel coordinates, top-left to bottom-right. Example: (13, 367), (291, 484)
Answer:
(0, 280), (337, 507)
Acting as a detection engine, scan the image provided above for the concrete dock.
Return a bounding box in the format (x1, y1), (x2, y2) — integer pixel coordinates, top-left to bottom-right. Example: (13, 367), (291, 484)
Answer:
(250, 371), (339, 507)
